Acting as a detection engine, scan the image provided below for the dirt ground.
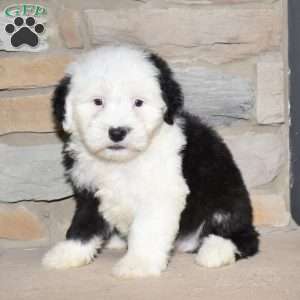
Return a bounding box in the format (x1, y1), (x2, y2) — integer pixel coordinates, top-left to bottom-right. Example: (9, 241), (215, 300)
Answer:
(0, 227), (300, 300)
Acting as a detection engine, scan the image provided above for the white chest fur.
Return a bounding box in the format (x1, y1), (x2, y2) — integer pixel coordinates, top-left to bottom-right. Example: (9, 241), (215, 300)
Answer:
(69, 122), (189, 235)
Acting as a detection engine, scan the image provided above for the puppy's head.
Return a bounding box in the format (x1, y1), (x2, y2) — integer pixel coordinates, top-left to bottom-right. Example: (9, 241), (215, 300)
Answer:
(53, 45), (183, 161)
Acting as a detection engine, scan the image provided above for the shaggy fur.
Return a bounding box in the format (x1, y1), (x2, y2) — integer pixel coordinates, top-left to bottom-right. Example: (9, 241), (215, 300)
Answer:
(43, 45), (259, 277)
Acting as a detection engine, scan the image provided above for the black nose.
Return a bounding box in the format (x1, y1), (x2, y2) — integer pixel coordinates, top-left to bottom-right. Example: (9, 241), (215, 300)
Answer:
(108, 127), (129, 142)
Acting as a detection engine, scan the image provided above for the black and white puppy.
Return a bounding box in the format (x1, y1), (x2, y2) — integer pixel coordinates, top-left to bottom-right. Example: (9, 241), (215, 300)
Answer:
(43, 45), (259, 278)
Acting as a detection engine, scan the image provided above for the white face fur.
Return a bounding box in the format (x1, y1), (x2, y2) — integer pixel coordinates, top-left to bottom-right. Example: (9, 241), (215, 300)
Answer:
(64, 46), (167, 162)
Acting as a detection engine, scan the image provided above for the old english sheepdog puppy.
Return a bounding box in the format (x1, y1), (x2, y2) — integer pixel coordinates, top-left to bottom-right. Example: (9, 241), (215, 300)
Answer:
(42, 45), (259, 277)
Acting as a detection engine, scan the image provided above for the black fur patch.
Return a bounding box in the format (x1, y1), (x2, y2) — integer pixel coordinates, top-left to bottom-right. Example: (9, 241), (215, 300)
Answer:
(66, 186), (111, 243)
(52, 75), (71, 137)
(178, 112), (259, 258)
(62, 143), (75, 172)
(148, 53), (183, 125)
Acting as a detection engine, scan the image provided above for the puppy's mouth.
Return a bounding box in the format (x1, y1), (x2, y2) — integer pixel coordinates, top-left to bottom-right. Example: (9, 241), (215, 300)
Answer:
(107, 145), (126, 151)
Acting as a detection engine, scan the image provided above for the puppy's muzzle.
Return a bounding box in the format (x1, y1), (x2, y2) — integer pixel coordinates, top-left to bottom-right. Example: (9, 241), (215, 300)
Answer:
(108, 127), (131, 142)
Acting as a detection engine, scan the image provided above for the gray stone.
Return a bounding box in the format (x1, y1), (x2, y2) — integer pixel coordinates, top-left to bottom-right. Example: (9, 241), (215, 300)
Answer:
(174, 67), (254, 125)
(85, 6), (281, 64)
(223, 130), (285, 188)
(0, 128), (283, 201)
(256, 52), (285, 124)
(0, 134), (72, 202)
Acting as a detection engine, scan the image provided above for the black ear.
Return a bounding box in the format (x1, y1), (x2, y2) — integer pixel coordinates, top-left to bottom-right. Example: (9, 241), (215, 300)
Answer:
(148, 53), (183, 125)
(52, 76), (71, 134)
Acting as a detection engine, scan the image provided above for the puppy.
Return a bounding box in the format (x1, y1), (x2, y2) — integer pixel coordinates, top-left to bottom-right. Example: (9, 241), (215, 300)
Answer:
(43, 45), (259, 278)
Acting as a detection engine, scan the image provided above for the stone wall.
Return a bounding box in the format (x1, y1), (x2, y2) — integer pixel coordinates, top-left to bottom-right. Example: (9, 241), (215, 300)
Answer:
(0, 0), (289, 248)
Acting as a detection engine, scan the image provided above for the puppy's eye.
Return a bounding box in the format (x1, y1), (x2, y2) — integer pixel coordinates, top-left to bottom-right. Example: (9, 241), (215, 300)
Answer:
(94, 98), (103, 106)
(134, 99), (144, 107)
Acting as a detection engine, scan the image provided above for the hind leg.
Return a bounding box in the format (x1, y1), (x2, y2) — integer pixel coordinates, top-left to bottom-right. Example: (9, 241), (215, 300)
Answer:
(196, 234), (237, 268)
(195, 213), (259, 268)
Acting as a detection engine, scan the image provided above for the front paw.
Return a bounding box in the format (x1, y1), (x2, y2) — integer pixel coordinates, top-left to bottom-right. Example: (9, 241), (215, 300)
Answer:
(112, 254), (165, 278)
(42, 238), (101, 270)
